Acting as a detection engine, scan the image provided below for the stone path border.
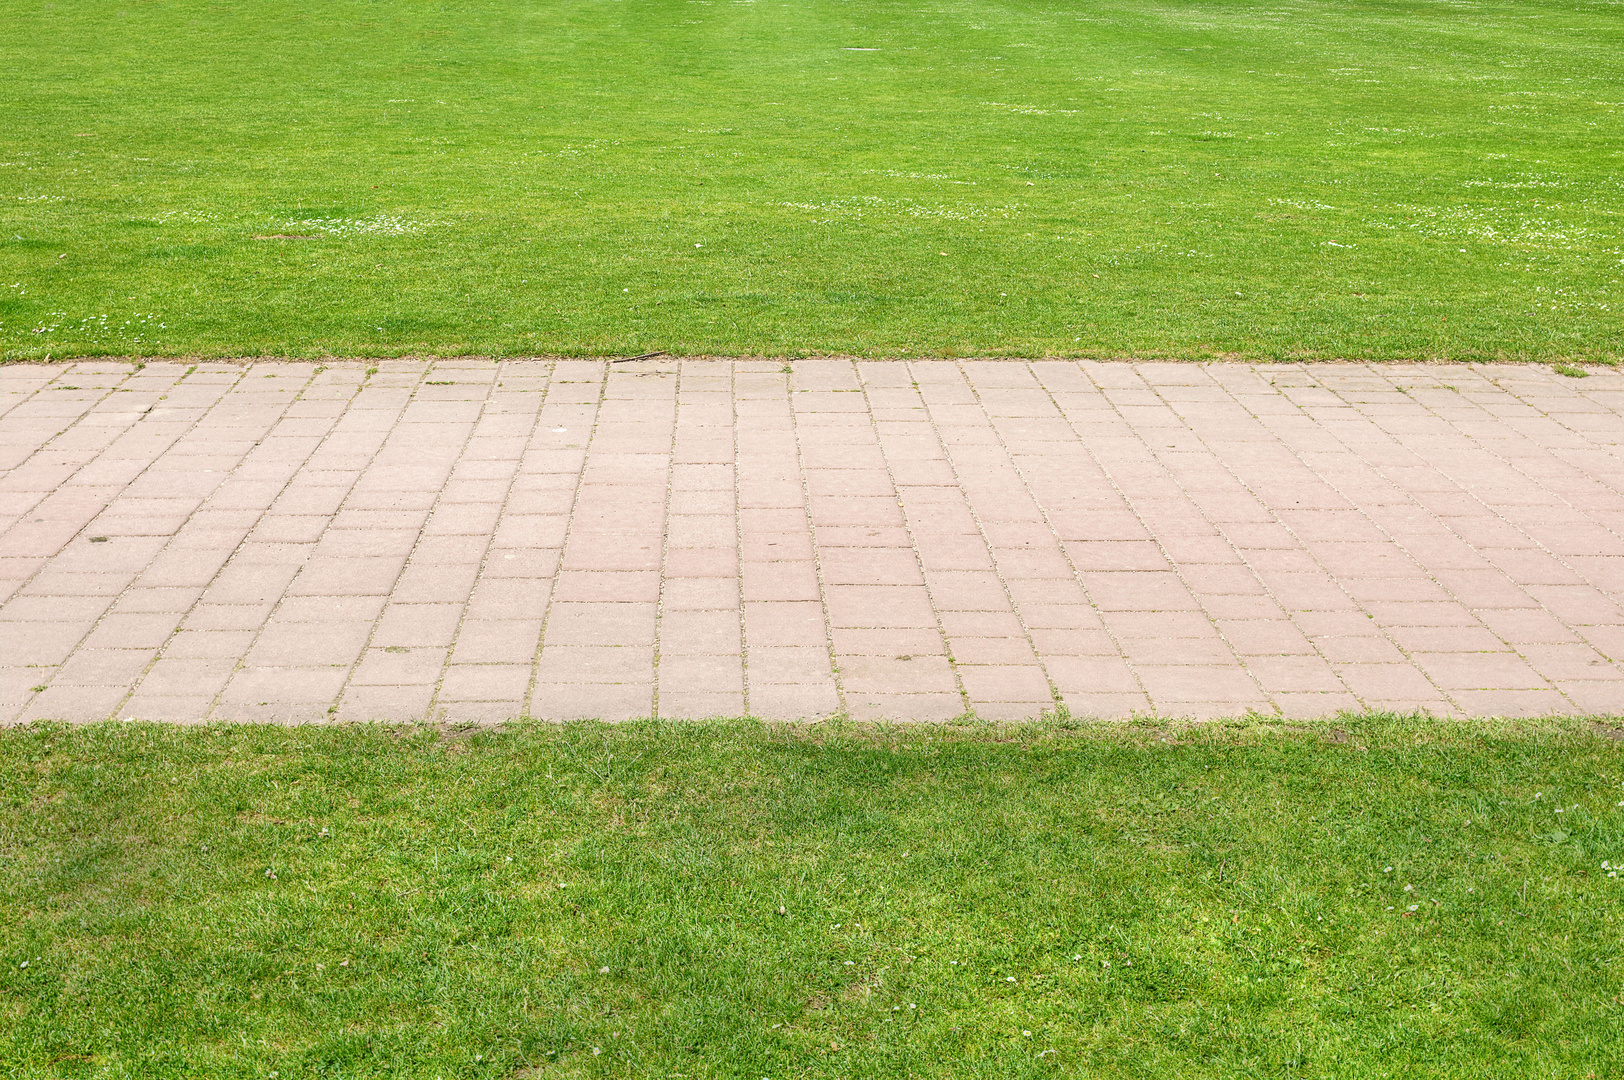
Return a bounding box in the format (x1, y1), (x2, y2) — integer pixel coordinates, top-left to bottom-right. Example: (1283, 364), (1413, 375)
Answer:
(2, 357), (1622, 723)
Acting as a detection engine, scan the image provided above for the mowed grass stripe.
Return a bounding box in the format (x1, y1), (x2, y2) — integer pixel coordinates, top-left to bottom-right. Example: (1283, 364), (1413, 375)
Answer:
(2, 717), (1623, 1076)
(0, 0), (1620, 361)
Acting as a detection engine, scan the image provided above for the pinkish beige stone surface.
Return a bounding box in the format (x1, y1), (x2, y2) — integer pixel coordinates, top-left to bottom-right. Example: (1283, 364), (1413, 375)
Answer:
(2, 356), (1623, 723)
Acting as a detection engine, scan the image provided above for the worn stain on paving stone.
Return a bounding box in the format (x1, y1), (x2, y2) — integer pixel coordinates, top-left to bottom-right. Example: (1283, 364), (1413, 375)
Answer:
(1, 357), (1622, 723)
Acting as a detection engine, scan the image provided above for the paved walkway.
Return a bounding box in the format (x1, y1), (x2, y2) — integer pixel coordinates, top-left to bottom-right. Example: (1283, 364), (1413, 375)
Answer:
(2, 357), (1623, 723)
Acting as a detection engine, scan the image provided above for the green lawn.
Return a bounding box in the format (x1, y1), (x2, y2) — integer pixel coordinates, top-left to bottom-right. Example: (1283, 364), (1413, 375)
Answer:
(3, 716), (1623, 1077)
(1, 0), (1621, 363)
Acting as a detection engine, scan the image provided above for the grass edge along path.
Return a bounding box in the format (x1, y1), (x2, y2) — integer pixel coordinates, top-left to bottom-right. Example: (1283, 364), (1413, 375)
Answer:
(2, 714), (1623, 1078)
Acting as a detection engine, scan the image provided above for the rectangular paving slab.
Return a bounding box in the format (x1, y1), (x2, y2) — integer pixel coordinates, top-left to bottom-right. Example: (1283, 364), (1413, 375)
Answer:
(3, 357), (1622, 723)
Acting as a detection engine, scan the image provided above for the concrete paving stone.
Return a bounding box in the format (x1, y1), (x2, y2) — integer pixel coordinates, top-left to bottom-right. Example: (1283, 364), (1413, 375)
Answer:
(659, 654), (746, 694)
(482, 549), (561, 579)
(658, 691), (748, 718)
(55, 648), (154, 686)
(1387, 625), (1508, 653)
(1119, 635), (1236, 666)
(0, 591), (112, 623)
(81, 612), (185, 650)
(741, 561), (819, 602)
(535, 645), (653, 683)
(1243, 655), (1348, 694)
(747, 683), (841, 719)
(463, 578), (552, 622)
(1218, 619), (1317, 656)
(1270, 692), (1364, 718)
(1137, 665), (1261, 703)
(104, 584), (201, 610)
(164, 630), (257, 659)
(10, 358), (1624, 721)
(202, 563), (301, 605)
(491, 515), (570, 549)
(248, 621), (372, 667)
(1180, 563), (1270, 597)
(373, 604), (465, 648)
(1518, 642), (1623, 682)
(1044, 656), (1143, 694)
(136, 657), (238, 698)
(1362, 601), (1483, 627)
(924, 571), (1011, 611)
(252, 515), (331, 544)
(831, 627), (943, 656)
(818, 547), (924, 586)
(1064, 541), (1168, 572)
(826, 584), (937, 628)
(351, 647), (447, 686)
(21, 683), (129, 721)
(1411, 652), (1548, 691)
(182, 603), (276, 632)
(660, 609), (743, 654)
(1027, 627), (1118, 656)
(807, 522), (909, 550)
(838, 654), (956, 695)
(453, 620), (545, 664)
(948, 637), (1042, 665)
(1056, 690), (1153, 717)
(844, 692), (966, 721)
(1343, 576), (1456, 604)
(1017, 604), (1104, 631)
(549, 571), (657, 603)
(1083, 571), (1200, 612)
(1524, 585), (1624, 625)
(287, 556), (406, 596)
(222, 665), (349, 708)
(544, 603), (654, 647)
(438, 664), (532, 702)
(958, 664), (1051, 702)
(275, 594), (389, 623)
(1291, 610), (1381, 636)
(1334, 663), (1445, 701)
(563, 538), (663, 572)
(118, 694), (219, 722)
(659, 578), (743, 610)
(1554, 681), (1624, 713)
(530, 681), (653, 720)
(746, 645), (835, 684)
(1578, 625), (1624, 662)
(315, 528), (422, 558)
(1449, 688), (1574, 717)
(0, 620), (94, 665)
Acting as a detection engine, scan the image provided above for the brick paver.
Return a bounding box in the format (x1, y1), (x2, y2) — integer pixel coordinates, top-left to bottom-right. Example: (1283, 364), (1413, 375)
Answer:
(3, 357), (1624, 722)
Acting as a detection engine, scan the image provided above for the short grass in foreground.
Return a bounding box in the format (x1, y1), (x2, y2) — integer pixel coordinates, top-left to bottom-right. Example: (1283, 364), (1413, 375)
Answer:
(2, 0), (1622, 362)
(3, 716), (1624, 1078)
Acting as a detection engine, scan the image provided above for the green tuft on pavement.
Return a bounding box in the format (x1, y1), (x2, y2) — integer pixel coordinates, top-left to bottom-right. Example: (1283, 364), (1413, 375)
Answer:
(3, 715), (1623, 1077)
(2, 0), (1622, 362)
